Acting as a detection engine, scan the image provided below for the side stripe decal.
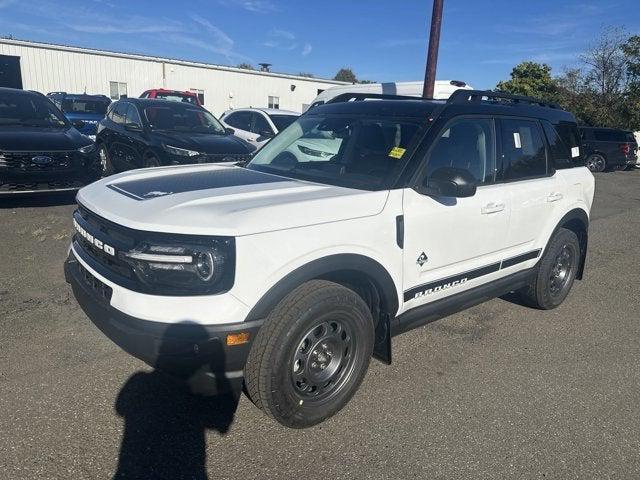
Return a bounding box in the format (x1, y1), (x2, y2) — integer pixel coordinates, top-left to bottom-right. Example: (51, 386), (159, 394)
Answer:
(403, 249), (541, 302)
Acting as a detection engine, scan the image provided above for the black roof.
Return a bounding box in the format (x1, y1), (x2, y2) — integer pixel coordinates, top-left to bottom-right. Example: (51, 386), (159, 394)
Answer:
(311, 90), (577, 124)
(578, 125), (633, 133)
(313, 98), (443, 117)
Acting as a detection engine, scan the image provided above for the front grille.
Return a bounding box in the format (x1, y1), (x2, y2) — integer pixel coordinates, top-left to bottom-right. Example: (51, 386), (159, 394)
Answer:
(0, 179), (85, 193)
(74, 206), (137, 281)
(0, 151), (76, 173)
(77, 261), (113, 303)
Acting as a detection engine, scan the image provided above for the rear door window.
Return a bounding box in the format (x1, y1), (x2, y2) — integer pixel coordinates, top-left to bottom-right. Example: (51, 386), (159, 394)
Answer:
(500, 119), (547, 180)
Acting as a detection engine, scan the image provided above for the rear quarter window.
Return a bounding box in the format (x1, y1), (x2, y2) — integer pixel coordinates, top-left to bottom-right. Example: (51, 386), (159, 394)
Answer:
(593, 129), (627, 142)
(542, 121), (583, 169)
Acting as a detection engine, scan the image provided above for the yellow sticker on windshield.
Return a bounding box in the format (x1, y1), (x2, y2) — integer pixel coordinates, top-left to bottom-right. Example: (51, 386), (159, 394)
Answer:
(388, 147), (406, 159)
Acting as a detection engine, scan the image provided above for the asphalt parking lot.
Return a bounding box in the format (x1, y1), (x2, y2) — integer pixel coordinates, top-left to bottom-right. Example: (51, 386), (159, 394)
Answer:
(1, 169), (639, 480)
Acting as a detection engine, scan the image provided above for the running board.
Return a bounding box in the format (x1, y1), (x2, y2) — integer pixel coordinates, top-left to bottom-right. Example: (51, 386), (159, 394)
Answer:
(392, 267), (537, 336)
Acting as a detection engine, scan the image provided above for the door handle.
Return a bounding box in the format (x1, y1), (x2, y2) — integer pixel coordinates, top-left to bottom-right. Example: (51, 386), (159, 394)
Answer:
(547, 192), (563, 202)
(481, 202), (506, 214)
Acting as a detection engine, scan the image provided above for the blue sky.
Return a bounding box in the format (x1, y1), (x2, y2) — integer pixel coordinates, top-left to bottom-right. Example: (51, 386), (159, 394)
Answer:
(0, 0), (638, 88)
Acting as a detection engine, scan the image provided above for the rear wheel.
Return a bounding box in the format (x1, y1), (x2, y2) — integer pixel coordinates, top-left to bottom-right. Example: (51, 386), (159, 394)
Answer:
(244, 280), (374, 428)
(519, 228), (580, 310)
(586, 153), (606, 172)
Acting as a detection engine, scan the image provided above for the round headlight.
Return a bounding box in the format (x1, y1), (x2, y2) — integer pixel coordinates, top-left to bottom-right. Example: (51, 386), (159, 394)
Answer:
(194, 251), (214, 281)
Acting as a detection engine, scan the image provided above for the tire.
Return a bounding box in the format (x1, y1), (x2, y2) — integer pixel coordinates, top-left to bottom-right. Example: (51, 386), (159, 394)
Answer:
(97, 143), (114, 177)
(244, 280), (374, 428)
(519, 228), (580, 310)
(586, 153), (606, 172)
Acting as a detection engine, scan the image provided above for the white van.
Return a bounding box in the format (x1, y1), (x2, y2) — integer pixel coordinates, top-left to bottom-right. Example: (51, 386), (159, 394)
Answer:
(308, 80), (473, 109)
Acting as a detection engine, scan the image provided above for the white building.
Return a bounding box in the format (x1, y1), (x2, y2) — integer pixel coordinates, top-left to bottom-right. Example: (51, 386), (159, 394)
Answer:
(0, 38), (346, 116)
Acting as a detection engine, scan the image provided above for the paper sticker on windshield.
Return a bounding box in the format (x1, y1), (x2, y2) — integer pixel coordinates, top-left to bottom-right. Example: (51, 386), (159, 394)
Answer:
(389, 147), (406, 159)
(571, 146), (580, 158)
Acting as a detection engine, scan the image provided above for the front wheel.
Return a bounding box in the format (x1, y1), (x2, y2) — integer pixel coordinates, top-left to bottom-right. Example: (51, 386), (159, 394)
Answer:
(97, 143), (115, 177)
(244, 280), (374, 428)
(519, 228), (580, 310)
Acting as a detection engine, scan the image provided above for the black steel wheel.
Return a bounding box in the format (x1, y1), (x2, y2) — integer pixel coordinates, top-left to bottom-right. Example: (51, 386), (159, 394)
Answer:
(586, 153), (606, 172)
(291, 319), (356, 402)
(244, 280), (374, 428)
(519, 228), (580, 309)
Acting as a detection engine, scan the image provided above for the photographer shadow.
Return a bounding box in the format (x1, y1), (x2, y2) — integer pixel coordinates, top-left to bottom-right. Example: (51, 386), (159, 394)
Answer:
(113, 324), (240, 480)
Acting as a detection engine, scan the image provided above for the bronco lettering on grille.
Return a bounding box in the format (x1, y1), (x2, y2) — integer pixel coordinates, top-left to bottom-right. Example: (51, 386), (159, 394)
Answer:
(73, 218), (116, 256)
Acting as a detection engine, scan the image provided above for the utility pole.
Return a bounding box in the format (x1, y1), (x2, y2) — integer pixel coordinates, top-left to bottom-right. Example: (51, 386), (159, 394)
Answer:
(422, 0), (444, 98)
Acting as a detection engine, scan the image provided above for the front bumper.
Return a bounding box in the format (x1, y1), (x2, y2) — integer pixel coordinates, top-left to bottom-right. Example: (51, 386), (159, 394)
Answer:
(64, 253), (263, 394)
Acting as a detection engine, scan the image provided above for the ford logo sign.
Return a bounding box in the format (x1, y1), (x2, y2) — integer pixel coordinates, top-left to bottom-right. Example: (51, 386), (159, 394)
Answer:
(32, 155), (53, 166)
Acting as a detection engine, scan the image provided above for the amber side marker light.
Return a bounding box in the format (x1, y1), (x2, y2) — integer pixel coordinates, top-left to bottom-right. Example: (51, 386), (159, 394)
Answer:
(226, 332), (250, 346)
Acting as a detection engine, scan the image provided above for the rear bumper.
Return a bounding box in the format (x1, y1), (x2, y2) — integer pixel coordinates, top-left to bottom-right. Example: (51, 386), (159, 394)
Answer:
(64, 253), (263, 394)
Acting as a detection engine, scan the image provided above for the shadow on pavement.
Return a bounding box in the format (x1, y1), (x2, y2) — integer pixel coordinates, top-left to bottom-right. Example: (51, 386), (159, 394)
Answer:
(113, 324), (240, 480)
(0, 191), (77, 209)
(498, 291), (530, 308)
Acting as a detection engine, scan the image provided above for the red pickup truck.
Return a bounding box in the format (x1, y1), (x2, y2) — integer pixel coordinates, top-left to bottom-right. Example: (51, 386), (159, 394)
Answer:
(140, 89), (202, 106)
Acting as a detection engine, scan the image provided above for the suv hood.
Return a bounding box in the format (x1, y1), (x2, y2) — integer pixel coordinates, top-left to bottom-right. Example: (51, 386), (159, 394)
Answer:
(0, 126), (85, 151)
(154, 131), (255, 154)
(76, 164), (389, 236)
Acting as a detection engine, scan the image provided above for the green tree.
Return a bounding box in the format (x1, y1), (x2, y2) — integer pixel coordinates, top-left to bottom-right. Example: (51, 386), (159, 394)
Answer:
(496, 62), (558, 101)
(237, 63), (254, 70)
(333, 68), (357, 83)
(622, 35), (640, 130)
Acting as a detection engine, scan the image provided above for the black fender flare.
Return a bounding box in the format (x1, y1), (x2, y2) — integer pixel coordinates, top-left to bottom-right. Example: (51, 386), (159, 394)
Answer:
(550, 208), (589, 280)
(244, 254), (399, 321)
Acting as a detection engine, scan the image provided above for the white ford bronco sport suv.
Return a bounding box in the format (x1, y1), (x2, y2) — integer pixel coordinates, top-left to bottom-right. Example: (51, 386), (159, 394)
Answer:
(65, 90), (594, 428)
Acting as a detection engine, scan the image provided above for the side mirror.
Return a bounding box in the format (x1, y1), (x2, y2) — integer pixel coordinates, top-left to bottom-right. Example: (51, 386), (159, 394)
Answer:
(124, 123), (143, 133)
(417, 167), (477, 198)
(225, 127), (235, 135)
(72, 119), (85, 129)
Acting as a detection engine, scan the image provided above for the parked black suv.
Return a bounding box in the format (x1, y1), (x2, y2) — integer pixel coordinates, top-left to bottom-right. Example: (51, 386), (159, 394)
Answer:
(0, 87), (100, 195)
(579, 126), (638, 172)
(95, 98), (255, 176)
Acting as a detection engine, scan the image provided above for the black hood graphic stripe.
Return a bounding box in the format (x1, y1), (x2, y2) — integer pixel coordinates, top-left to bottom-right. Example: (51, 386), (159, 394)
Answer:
(107, 167), (291, 201)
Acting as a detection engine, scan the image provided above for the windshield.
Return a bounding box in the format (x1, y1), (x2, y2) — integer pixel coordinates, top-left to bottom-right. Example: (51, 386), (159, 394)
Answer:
(154, 92), (198, 104)
(144, 104), (226, 134)
(270, 114), (298, 131)
(62, 98), (109, 115)
(247, 114), (422, 190)
(0, 92), (68, 128)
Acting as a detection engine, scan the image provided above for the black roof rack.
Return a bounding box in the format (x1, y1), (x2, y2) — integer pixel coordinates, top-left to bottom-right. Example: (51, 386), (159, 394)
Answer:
(326, 92), (424, 104)
(447, 89), (561, 109)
